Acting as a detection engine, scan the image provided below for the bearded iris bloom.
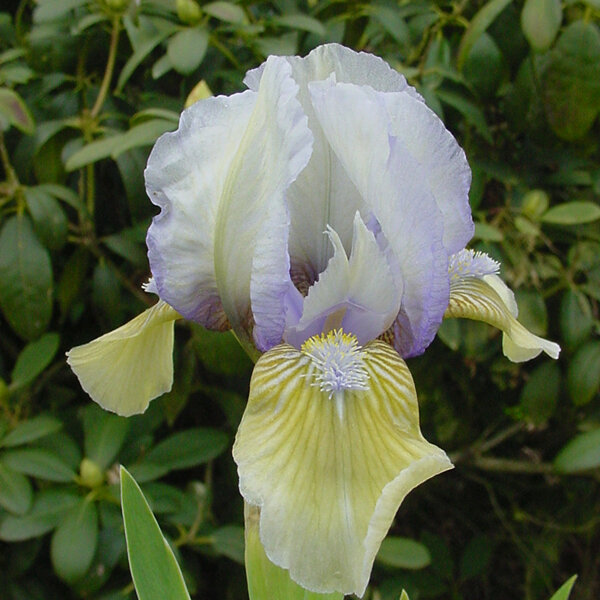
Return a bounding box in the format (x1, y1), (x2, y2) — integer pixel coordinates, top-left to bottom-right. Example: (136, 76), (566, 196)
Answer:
(67, 44), (559, 597)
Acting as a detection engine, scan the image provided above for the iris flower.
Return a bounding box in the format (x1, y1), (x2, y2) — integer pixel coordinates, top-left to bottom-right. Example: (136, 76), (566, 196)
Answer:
(67, 44), (559, 597)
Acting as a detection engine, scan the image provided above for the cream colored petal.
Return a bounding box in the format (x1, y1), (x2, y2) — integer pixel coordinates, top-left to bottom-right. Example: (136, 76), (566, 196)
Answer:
(445, 277), (560, 362)
(233, 340), (452, 597)
(66, 301), (179, 416)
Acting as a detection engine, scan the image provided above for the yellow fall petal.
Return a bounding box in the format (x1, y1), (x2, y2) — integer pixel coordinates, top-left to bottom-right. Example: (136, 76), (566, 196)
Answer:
(445, 275), (560, 362)
(233, 335), (452, 597)
(66, 301), (179, 416)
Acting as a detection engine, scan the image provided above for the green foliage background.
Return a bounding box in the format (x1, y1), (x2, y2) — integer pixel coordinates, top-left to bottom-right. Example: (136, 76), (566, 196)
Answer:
(0, 0), (599, 598)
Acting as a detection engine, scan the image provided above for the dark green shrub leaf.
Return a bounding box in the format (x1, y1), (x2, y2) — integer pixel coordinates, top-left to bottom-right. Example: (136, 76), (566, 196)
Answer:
(274, 14), (327, 36)
(11, 333), (60, 389)
(213, 525), (245, 564)
(192, 326), (253, 375)
(83, 405), (130, 470)
(1, 448), (75, 482)
(514, 289), (548, 335)
(0, 461), (33, 514)
(121, 466), (191, 600)
(462, 32), (504, 98)
(377, 536), (431, 570)
(559, 289), (593, 351)
(0, 215), (53, 340)
(51, 497), (98, 583)
(541, 201), (600, 225)
(519, 362), (560, 425)
(521, 0), (562, 52)
(1, 414), (62, 447)
(0, 488), (79, 541)
(167, 27), (209, 75)
(24, 186), (68, 250)
(554, 428), (600, 473)
(203, 1), (247, 24)
(457, 0), (512, 69)
(542, 21), (600, 140)
(92, 262), (123, 327)
(64, 133), (121, 171)
(567, 341), (600, 406)
(0, 87), (34, 133)
(143, 427), (228, 471)
(460, 534), (494, 580)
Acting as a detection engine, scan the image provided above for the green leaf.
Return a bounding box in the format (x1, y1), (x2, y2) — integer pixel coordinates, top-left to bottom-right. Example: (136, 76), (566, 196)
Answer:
(521, 0), (562, 52)
(111, 119), (175, 158)
(542, 22), (600, 140)
(1, 448), (75, 482)
(143, 427), (228, 472)
(473, 221), (504, 241)
(459, 534), (494, 580)
(92, 262), (122, 326)
(83, 405), (130, 470)
(457, 0), (512, 69)
(554, 428), (600, 473)
(0, 461), (33, 515)
(519, 362), (560, 425)
(64, 133), (122, 171)
(435, 89), (492, 142)
(120, 466), (191, 600)
(1, 414), (62, 447)
(102, 231), (147, 267)
(192, 326), (253, 375)
(462, 32), (504, 98)
(34, 0), (89, 22)
(212, 525), (245, 564)
(51, 497), (98, 583)
(549, 575), (577, 600)
(24, 186), (68, 250)
(0, 87), (34, 133)
(273, 14), (327, 37)
(117, 27), (177, 92)
(567, 341), (600, 406)
(370, 4), (409, 47)
(203, 1), (247, 24)
(541, 201), (600, 225)
(167, 27), (209, 75)
(376, 536), (431, 570)
(10, 333), (60, 389)
(560, 289), (593, 351)
(0, 488), (79, 541)
(0, 215), (53, 340)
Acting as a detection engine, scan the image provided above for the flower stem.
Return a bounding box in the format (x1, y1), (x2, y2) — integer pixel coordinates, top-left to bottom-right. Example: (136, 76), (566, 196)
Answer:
(91, 16), (121, 119)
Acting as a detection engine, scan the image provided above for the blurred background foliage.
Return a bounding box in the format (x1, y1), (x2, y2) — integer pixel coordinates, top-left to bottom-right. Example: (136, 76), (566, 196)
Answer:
(0, 0), (599, 598)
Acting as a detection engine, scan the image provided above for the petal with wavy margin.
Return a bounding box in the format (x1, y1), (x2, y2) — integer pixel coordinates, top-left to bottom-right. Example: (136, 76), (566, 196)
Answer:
(233, 340), (452, 596)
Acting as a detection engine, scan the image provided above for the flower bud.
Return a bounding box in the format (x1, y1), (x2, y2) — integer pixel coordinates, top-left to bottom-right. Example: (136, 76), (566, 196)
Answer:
(176, 0), (202, 25)
(79, 458), (105, 488)
(102, 0), (130, 11)
(521, 189), (549, 219)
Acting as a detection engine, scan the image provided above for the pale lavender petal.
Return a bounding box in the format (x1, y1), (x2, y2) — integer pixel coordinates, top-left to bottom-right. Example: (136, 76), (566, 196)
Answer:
(309, 80), (450, 356)
(145, 90), (257, 329)
(214, 56), (313, 347)
(244, 44), (420, 278)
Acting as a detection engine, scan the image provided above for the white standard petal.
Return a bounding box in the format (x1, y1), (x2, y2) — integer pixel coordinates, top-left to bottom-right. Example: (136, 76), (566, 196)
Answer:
(213, 55), (313, 349)
(145, 90), (257, 330)
(309, 79), (449, 357)
(233, 337), (452, 597)
(66, 301), (179, 416)
(244, 44), (420, 279)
